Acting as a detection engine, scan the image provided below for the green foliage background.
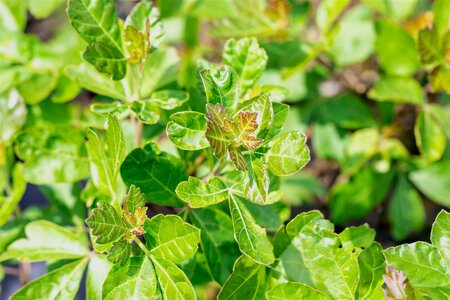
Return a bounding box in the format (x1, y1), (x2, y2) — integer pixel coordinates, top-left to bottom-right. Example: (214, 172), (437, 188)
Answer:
(0, 0), (450, 299)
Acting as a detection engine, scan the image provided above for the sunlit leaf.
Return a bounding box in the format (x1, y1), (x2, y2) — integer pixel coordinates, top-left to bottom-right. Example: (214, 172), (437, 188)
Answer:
(176, 176), (228, 208)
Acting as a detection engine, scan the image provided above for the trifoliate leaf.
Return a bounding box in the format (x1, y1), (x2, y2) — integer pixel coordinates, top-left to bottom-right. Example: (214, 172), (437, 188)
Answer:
(200, 66), (240, 111)
(107, 240), (131, 266)
(222, 37), (268, 95)
(176, 176), (228, 208)
(86, 201), (127, 244)
(124, 185), (145, 214)
(167, 111), (209, 151)
(102, 257), (158, 300)
(229, 194), (275, 265)
(264, 131), (310, 176)
(218, 255), (267, 300)
(144, 214), (200, 263)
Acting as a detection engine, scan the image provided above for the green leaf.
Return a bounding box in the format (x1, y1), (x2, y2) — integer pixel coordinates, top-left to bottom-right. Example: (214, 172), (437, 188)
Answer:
(86, 201), (127, 244)
(356, 243), (386, 300)
(167, 111), (209, 151)
(4, 220), (88, 261)
(28, 0), (64, 19)
(329, 6), (375, 66)
(107, 240), (131, 265)
(266, 282), (330, 300)
(176, 176), (228, 208)
(83, 42), (126, 80)
(189, 207), (240, 284)
(150, 90), (189, 110)
(431, 210), (450, 266)
(384, 242), (450, 294)
(338, 224), (375, 249)
(140, 48), (179, 98)
(120, 142), (188, 207)
(0, 164), (26, 226)
(244, 158), (272, 205)
(86, 114), (126, 197)
(200, 66), (240, 111)
(86, 255), (112, 300)
(316, 0), (350, 34)
(222, 37), (268, 95)
(409, 161), (450, 208)
(433, 0), (450, 38)
(0, 89), (26, 143)
(430, 65), (450, 94)
(265, 102), (289, 140)
(144, 214), (200, 263)
(229, 193), (275, 265)
(124, 185), (145, 214)
(65, 63), (126, 100)
(368, 76), (424, 105)
(0, 0), (26, 32)
(418, 28), (444, 65)
(415, 109), (446, 162)
(325, 94), (376, 129)
(102, 256), (157, 300)
(296, 221), (360, 299)
(388, 174), (425, 241)
(125, 0), (164, 49)
(10, 258), (88, 300)
(218, 255), (267, 300)
(17, 73), (58, 105)
(264, 131), (310, 176)
(151, 257), (196, 300)
(330, 167), (395, 225)
(67, 0), (125, 80)
(15, 126), (89, 184)
(205, 104), (233, 157)
(129, 101), (160, 124)
(375, 20), (420, 76)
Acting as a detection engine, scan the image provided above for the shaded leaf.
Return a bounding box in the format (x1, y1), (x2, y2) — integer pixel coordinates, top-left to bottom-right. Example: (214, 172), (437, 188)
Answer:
(356, 243), (386, 299)
(107, 240), (131, 265)
(415, 108), (446, 162)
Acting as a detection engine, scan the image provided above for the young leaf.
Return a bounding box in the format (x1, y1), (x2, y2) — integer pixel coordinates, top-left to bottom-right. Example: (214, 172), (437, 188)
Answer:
(67, 0), (126, 80)
(200, 66), (239, 111)
(189, 208), (240, 284)
(123, 25), (146, 64)
(218, 255), (267, 300)
(107, 240), (131, 265)
(151, 257), (196, 300)
(102, 257), (158, 300)
(129, 101), (160, 124)
(264, 131), (310, 176)
(205, 104), (233, 157)
(144, 214), (200, 263)
(266, 282), (330, 300)
(120, 142), (188, 207)
(176, 176), (228, 208)
(4, 220), (88, 261)
(167, 111), (209, 151)
(382, 265), (411, 300)
(228, 145), (247, 171)
(238, 93), (273, 139)
(86, 201), (127, 244)
(229, 193), (275, 265)
(222, 37), (268, 95)
(124, 185), (145, 214)
(234, 111), (262, 150)
(431, 210), (450, 266)
(149, 90), (189, 110)
(265, 102), (289, 140)
(244, 158), (271, 205)
(10, 258), (88, 300)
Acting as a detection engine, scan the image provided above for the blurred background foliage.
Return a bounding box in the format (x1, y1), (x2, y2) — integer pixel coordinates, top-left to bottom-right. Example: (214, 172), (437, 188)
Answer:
(1, 0), (450, 284)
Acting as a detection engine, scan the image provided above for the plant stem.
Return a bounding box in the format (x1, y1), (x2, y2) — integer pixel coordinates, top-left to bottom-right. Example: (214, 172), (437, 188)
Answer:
(133, 235), (150, 256)
(131, 115), (143, 147)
